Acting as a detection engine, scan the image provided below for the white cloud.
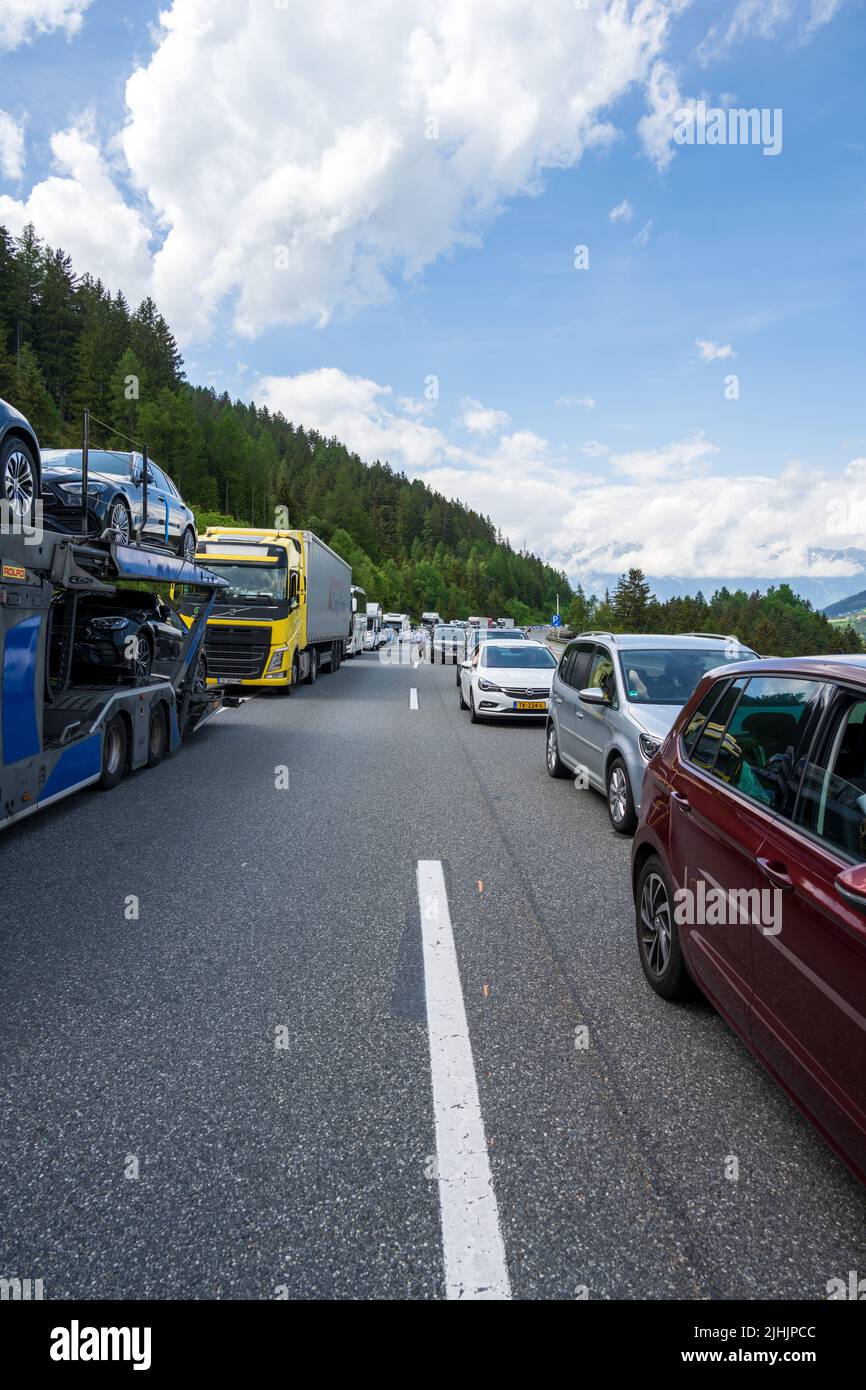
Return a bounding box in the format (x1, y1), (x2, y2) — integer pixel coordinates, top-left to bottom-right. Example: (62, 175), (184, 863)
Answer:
(111, 0), (689, 342)
(460, 397), (512, 436)
(635, 219), (655, 247)
(257, 367), (456, 473)
(0, 128), (152, 301)
(637, 61), (695, 171)
(696, 0), (843, 64)
(250, 366), (866, 582)
(696, 338), (735, 361)
(0, 0), (91, 52)
(609, 198), (633, 222)
(0, 112), (25, 180)
(579, 440), (611, 458)
(556, 394), (596, 409)
(609, 432), (718, 481)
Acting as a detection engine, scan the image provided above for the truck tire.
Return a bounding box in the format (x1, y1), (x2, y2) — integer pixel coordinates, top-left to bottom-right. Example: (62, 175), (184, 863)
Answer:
(305, 648), (318, 684)
(289, 652), (299, 693)
(98, 714), (128, 790)
(146, 701), (167, 767)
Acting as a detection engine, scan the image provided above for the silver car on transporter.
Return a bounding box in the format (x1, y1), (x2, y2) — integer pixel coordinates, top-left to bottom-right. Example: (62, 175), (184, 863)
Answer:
(545, 632), (757, 833)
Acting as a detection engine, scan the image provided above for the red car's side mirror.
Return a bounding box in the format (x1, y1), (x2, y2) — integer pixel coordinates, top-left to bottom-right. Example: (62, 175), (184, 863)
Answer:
(834, 863), (866, 914)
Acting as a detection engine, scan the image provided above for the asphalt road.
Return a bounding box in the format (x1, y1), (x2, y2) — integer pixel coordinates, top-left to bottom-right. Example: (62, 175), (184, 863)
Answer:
(1, 647), (864, 1300)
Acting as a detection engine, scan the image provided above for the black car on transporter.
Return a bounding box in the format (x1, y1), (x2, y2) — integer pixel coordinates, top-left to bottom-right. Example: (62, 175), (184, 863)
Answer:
(49, 590), (196, 686)
(0, 397), (41, 522)
(40, 449), (197, 559)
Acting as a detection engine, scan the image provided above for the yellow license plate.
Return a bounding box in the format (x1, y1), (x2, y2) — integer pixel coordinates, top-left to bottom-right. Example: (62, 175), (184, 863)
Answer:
(516, 700), (546, 710)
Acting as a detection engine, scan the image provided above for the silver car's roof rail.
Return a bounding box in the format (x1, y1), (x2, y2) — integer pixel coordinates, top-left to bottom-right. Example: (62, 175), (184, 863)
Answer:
(576, 630), (617, 643)
(681, 631), (742, 643)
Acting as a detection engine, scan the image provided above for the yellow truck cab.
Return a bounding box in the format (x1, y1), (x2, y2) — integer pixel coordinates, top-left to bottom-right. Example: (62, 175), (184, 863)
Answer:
(175, 527), (352, 690)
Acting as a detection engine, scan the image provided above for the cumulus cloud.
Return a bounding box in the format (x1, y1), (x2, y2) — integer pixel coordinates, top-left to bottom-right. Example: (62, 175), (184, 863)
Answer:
(0, 127), (152, 301)
(696, 338), (735, 361)
(609, 198), (633, 222)
(0, 0), (90, 51)
(0, 112), (25, 180)
(256, 367), (456, 473)
(112, 0), (689, 342)
(459, 398), (512, 436)
(250, 366), (866, 581)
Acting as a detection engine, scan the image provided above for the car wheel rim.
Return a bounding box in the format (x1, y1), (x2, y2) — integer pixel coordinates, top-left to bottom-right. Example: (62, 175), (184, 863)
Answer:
(183, 532), (195, 561)
(4, 449), (34, 518)
(132, 641), (151, 683)
(110, 504), (130, 543)
(547, 728), (557, 770)
(640, 872), (672, 976)
(609, 766), (627, 822)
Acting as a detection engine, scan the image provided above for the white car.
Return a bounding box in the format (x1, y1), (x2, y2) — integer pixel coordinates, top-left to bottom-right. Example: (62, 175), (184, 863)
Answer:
(458, 638), (557, 722)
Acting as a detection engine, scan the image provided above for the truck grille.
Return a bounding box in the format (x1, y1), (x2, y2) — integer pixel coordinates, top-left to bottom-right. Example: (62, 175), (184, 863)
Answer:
(204, 625), (270, 679)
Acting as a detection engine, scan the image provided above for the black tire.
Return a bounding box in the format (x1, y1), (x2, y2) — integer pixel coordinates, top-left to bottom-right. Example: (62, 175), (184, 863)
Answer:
(458, 678), (468, 710)
(146, 701), (167, 767)
(107, 497), (132, 545)
(98, 714), (127, 790)
(180, 652), (207, 735)
(635, 854), (696, 1000)
(305, 648), (318, 684)
(289, 652), (299, 694)
(1, 436), (38, 523)
(607, 756), (637, 834)
(546, 721), (570, 778)
(469, 690), (482, 724)
(179, 527), (197, 562)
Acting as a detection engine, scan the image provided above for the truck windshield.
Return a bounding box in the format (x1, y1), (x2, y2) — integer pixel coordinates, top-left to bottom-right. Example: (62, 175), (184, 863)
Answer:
(205, 562), (287, 602)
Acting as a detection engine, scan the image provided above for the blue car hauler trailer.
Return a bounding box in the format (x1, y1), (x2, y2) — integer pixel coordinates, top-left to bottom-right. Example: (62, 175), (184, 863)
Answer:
(0, 528), (230, 831)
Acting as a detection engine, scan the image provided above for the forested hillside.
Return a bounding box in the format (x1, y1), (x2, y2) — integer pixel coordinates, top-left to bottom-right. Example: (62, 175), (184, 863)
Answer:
(566, 569), (863, 656)
(0, 223), (570, 623)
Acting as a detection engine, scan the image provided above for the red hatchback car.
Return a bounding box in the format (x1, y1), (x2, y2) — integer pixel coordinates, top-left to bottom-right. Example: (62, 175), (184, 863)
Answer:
(632, 655), (866, 1186)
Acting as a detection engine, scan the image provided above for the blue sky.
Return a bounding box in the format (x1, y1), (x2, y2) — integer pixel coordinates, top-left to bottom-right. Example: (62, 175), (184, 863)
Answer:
(1, 0), (865, 589)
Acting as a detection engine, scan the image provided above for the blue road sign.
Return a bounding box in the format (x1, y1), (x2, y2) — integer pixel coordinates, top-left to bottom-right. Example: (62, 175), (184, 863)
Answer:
(551, 614), (562, 627)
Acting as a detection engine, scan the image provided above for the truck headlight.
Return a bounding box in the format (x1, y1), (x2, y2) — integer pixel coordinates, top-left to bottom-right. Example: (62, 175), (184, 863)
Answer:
(266, 646), (288, 673)
(639, 733), (661, 761)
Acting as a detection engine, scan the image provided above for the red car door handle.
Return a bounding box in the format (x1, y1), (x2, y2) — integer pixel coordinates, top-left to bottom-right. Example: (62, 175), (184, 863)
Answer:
(756, 857), (793, 891)
(671, 790), (690, 814)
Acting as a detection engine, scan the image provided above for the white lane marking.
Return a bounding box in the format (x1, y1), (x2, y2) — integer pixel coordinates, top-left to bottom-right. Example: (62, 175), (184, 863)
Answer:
(416, 859), (512, 1301)
(410, 687), (419, 709)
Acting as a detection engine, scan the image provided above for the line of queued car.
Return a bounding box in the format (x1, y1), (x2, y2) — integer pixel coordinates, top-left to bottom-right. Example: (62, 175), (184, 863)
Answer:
(451, 621), (866, 1189)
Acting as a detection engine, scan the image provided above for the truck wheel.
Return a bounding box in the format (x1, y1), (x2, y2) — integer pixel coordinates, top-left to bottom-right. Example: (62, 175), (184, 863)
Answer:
(305, 649), (318, 684)
(98, 714), (127, 790)
(289, 652), (299, 693)
(146, 702), (167, 767)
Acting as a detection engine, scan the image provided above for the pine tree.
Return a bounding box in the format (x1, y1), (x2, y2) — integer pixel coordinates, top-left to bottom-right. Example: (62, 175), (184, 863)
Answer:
(14, 343), (61, 440)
